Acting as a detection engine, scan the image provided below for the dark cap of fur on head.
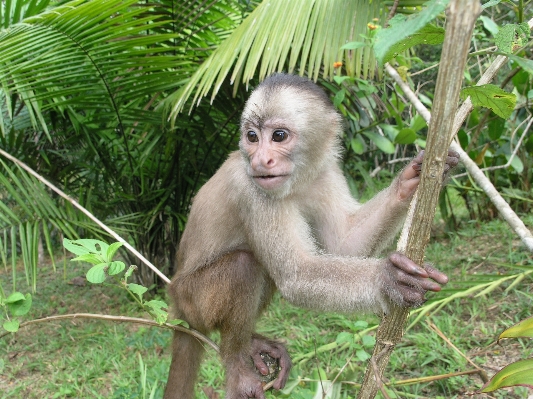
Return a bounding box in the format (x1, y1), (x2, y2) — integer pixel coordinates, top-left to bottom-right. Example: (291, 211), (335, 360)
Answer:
(255, 73), (332, 108)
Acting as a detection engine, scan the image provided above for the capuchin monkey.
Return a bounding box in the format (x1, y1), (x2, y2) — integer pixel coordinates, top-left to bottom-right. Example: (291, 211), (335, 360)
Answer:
(164, 73), (458, 399)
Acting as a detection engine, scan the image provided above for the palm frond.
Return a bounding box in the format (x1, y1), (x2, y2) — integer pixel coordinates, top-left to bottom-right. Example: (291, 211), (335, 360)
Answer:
(168, 0), (384, 117)
(0, 0), (192, 137)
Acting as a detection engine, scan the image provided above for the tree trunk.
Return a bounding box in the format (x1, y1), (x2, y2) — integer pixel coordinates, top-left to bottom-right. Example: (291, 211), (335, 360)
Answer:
(356, 1), (482, 398)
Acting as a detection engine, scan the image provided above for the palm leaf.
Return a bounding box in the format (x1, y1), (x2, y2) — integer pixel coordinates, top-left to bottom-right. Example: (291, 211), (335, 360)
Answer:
(167, 0), (384, 117)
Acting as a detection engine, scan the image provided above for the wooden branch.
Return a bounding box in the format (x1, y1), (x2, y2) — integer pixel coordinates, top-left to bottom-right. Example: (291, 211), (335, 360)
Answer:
(0, 148), (171, 284)
(385, 23), (533, 253)
(0, 313), (218, 351)
(357, 1), (481, 398)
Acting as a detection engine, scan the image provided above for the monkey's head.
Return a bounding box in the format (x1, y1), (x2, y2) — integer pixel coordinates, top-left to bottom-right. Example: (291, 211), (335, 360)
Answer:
(239, 73), (343, 198)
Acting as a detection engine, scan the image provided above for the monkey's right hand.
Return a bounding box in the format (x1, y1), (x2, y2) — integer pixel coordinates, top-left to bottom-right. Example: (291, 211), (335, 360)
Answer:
(382, 252), (448, 307)
(250, 335), (292, 390)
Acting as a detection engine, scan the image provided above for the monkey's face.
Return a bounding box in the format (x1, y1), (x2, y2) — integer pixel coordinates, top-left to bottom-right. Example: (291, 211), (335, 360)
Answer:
(240, 117), (298, 195)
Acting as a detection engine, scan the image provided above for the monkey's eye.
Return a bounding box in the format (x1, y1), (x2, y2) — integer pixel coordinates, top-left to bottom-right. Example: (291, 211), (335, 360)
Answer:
(272, 130), (288, 142)
(247, 131), (259, 143)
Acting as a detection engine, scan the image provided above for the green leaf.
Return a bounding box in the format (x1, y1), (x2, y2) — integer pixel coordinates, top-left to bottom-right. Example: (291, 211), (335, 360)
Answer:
(5, 292), (25, 303)
(333, 89), (345, 107)
(107, 261), (125, 276)
(340, 41), (366, 50)
(479, 16), (499, 36)
(356, 349), (370, 362)
(106, 242), (123, 262)
(362, 335), (376, 347)
(168, 319), (189, 328)
(374, 0), (449, 64)
(508, 55), (533, 75)
(363, 131), (395, 154)
(63, 238), (92, 256)
(7, 293), (32, 316)
(482, 0), (502, 8)
(128, 283), (148, 299)
(495, 23), (529, 53)
(3, 320), (20, 332)
(460, 85), (516, 119)
(71, 253), (104, 265)
(395, 128), (417, 144)
(480, 358), (533, 392)
(145, 300), (168, 324)
(506, 154), (523, 173)
(499, 316), (533, 340)
(335, 332), (353, 344)
(86, 263), (107, 284)
(124, 265), (136, 280)
(350, 135), (365, 155)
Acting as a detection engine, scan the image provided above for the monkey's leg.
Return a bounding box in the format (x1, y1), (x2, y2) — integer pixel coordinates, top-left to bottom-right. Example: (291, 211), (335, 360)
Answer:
(165, 251), (276, 399)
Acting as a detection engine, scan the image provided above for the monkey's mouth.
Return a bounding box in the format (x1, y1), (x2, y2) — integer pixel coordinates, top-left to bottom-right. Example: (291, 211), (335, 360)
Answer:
(253, 175), (289, 190)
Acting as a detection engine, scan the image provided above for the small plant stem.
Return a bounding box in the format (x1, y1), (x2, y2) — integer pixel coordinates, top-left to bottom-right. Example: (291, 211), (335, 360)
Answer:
(0, 312), (219, 352)
(426, 320), (489, 382)
(357, 2), (481, 398)
(0, 148), (171, 284)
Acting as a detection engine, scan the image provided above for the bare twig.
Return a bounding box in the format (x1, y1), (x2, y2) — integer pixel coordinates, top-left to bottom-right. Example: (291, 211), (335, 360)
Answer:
(0, 148), (171, 284)
(0, 313), (218, 351)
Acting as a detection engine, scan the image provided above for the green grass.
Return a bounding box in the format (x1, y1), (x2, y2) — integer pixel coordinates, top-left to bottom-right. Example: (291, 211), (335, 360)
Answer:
(1, 214), (533, 398)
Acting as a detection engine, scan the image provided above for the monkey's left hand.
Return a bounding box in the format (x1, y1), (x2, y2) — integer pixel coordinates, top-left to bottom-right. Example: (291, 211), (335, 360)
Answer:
(384, 252), (449, 307)
(397, 150), (460, 200)
(251, 335), (292, 390)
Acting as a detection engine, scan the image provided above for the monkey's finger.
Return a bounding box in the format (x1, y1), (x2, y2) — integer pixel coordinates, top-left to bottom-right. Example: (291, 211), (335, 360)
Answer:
(425, 264), (449, 285)
(389, 252), (428, 277)
(251, 353), (270, 375)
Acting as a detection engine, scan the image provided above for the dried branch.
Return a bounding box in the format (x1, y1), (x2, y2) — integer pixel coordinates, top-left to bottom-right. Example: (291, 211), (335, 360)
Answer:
(0, 148), (171, 284)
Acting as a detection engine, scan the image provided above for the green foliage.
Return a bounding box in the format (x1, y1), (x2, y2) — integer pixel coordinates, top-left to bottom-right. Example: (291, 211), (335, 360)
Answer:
(460, 84), (517, 119)
(64, 238), (169, 324)
(374, 0), (448, 64)
(0, 291), (32, 333)
(494, 22), (530, 53)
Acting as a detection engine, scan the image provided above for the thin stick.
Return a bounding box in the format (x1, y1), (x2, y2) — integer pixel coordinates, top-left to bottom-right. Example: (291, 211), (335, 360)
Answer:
(0, 148), (171, 284)
(0, 313), (218, 351)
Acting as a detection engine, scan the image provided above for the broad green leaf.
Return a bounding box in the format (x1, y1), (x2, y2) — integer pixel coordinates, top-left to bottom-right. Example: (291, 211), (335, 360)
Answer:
(482, 0), (502, 8)
(335, 332), (353, 344)
(377, 23), (445, 64)
(480, 358), (533, 392)
(356, 349), (370, 362)
(128, 283), (148, 298)
(7, 293), (32, 316)
(145, 300), (168, 324)
(460, 85), (516, 119)
(363, 131), (395, 154)
(350, 135), (365, 155)
(107, 261), (126, 276)
(362, 334), (376, 347)
(106, 242), (123, 262)
(350, 320), (368, 331)
(5, 292), (25, 303)
(508, 55), (533, 75)
(506, 154), (523, 173)
(479, 16), (499, 36)
(374, 0), (449, 64)
(86, 263), (107, 284)
(74, 239), (109, 256)
(168, 319), (189, 328)
(63, 238), (92, 256)
(3, 320), (20, 332)
(499, 316), (533, 340)
(395, 128), (417, 144)
(495, 23), (529, 53)
(71, 253), (104, 265)
(410, 114), (427, 132)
